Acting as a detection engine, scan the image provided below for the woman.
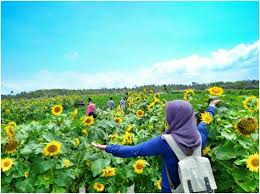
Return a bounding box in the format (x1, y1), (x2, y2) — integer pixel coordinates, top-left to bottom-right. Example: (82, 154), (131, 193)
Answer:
(86, 98), (96, 118)
(92, 99), (220, 192)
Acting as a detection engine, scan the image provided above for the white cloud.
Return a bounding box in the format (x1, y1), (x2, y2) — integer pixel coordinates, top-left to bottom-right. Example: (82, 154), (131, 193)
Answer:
(2, 41), (259, 94)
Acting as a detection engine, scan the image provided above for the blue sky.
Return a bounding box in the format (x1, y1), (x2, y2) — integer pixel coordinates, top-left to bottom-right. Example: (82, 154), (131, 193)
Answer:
(1, 1), (259, 94)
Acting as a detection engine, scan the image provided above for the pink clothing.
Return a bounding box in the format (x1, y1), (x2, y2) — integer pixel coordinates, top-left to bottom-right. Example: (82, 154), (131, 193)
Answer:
(86, 103), (96, 116)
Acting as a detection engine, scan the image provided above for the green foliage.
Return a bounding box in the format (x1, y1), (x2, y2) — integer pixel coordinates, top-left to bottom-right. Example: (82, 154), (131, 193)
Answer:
(1, 88), (259, 192)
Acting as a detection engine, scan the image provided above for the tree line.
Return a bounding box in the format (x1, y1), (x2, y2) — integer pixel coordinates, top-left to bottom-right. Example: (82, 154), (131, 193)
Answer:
(1, 80), (259, 100)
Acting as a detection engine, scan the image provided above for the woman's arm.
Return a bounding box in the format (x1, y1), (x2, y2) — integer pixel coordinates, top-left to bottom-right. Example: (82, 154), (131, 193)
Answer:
(94, 136), (164, 158)
(198, 99), (220, 148)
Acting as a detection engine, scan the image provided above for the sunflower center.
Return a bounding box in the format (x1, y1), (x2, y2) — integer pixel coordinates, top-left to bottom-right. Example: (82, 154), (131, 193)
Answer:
(48, 145), (58, 153)
(136, 164), (143, 170)
(212, 88), (220, 93)
(237, 118), (257, 134)
(5, 140), (18, 151)
(138, 111), (142, 115)
(97, 184), (101, 188)
(4, 161), (10, 167)
(86, 119), (91, 123)
(251, 159), (259, 167)
(54, 107), (61, 113)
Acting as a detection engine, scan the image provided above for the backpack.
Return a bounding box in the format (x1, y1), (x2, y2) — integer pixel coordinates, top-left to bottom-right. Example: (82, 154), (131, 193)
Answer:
(162, 134), (217, 193)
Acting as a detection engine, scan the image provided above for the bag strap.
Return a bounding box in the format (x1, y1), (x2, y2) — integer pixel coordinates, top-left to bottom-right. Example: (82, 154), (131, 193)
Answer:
(162, 134), (187, 160)
(162, 134), (202, 160)
(163, 160), (175, 190)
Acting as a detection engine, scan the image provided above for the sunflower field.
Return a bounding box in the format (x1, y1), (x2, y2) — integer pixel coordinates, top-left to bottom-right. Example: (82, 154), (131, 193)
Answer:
(1, 87), (259, 193)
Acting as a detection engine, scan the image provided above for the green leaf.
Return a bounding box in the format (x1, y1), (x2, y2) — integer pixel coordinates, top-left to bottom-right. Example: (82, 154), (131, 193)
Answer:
(91, 158), (111, 177)
(232, 169), (257, 192)
(238, 139), (253, 150)
(107, 185), (117, 193)
(220, 130), (236, 140)
(83, 152), (99, 160)
(20, 142), (38, 155)
(214, 141), (247, 160)
(15, 179), (35, 193)
(1, 184), (10, 193)
(51, 186), (67, 193)
(32, 158), (55, 174)
(54, 175), (68, 187)
(234, 158), (247, 166)
(42, 133), (55, 141)
(35, 187), (50, 193)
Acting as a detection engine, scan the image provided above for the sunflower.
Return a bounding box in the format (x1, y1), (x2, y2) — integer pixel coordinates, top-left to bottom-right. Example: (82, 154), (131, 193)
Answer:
(110, 134), (119, 142)
(155, 93), (160, 99)
(148, 102), (155, 111)
(5, 125), (16, 139)
(136, 109), (144, 118)
(4, 139), (18, 154)
(201, 112), (213, 124)
(7, 121), (16, 128)
(82, 116), (94, 126)
(115, 117), (123, 123)
(126, 124), (133, 132)
(24, 171), (29, 177)
(43, 141), (62, 157)
(93, 183), (105, 192)
(184, 89), (195, 101)
(203, 145), (211, 156)
(1, 158), (13, 172)
(156, 178), (162, 190)
(243, 96), (259, 112)
(101, 166), (116, 177)
(234, 118), (258, 136)
(208, 86), (224, 96)
(5, 109), (10, 114)
(64, 159), (70, 168)
(116, 105), (121, 113)
(51, 105), (63, 116)
(246, 153), (259, 172)
(135, 97), (141, 102)
(153, 98), (160, 105)
(127, 98), (133, 106)
(162, 99), (167, 108)
(122, 132), (133, 145)
(82, 128), (88, 135)
(133, 159), (147, 174)
(71, 108), (78, 120)
(74, 138), (80, 146)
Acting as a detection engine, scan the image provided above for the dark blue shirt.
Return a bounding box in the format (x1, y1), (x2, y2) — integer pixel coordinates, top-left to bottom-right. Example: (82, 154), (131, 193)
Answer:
(105, 106), (215, 193)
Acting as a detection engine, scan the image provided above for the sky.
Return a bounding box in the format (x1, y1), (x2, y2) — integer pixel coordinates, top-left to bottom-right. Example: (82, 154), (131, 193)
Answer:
(1, 1), (259, 94)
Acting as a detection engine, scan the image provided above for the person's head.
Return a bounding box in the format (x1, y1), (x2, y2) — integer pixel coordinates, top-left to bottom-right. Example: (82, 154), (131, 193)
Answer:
(88, 98), (92, 102)
(164, 100), (200, 155)
(110, 97), (113, 100)
(165, 100), (195, 127)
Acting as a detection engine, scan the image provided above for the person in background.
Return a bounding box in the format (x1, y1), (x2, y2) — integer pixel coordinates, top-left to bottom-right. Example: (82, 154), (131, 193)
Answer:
(80, 99), (85, 107)
(86, 98), (96, 118)
(120, 97), (125, 112)
(107, 97), (115, 110)
(92, 99), (221, 192)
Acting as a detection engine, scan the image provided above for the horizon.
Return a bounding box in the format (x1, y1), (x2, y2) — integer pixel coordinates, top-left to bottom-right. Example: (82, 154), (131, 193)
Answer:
(1, 1), (259, 95)
(2, 79), (259, 96)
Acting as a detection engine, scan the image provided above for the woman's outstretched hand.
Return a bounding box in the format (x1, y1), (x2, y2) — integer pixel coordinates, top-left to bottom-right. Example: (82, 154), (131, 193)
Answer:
(91, 142), (107, 150)
(210, 98), (221, 106)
